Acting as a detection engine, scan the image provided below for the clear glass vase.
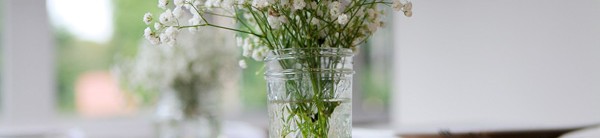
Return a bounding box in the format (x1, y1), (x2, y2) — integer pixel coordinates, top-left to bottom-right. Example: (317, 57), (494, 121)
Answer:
(155, 86), (222, 138)
(265, 48), (353, 138)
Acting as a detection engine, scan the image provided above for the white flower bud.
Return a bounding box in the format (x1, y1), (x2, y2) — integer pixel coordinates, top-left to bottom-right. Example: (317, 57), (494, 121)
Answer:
(337, 14), (348, 25)
(329, 1), (341, 16)
(143, 12), (153, 25)
(278, 16), (288, 23)
(310, 17), (319, 25)
(154, 22), (163, 30)
(309, 1), (317, 9)
(188, 16), (202, 33)
(174, 0), (185, 7)
(252, 47), (267, 61)
(236, 36), (243, 47)
(188, 15), (202, 25)
(293, 0), (305, 10)
(403, 1), (412, 11)
(238, 60), (247, 69)
(280, 0), (289, 6)
(158, 0), (169, 9)
(252, 0), (269, 8)
(267, 15), (281, 29)
(392, 0), (403, 12)
(173, 6), (184, 18)
(159, 9), (175, 25)
(404, 10), (412, 17)
(165, 26), (179, 37)
(144, 27), (160, 45)
(144, 27), (153, 39)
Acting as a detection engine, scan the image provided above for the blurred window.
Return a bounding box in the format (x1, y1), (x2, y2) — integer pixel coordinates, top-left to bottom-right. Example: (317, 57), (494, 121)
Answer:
(48, 0), (144, 117)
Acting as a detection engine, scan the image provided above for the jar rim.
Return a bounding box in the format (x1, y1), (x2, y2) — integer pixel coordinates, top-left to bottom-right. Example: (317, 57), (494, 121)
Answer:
(265, 47), (354, 61)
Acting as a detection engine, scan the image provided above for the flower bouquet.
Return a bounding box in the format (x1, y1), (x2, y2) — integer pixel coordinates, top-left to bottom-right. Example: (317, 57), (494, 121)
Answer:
(142, 0), (411, 137)
(115, 24), (236, 137)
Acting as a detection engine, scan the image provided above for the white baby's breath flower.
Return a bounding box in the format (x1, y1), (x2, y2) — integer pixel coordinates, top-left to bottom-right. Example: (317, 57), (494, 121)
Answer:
(159, 26), (180, 46)
(252, 0), (269, 8)
(337, 14), (348, 25)
(206, 0), (222, 8)
(292, 0), (305, 10)
(148, 36), (160, 45)
(144, 27), (153, 40)
(144, 27), (152, 36)
(402, 1), (413, 17)
(144, 27), (160, 45)
(241, 38), (253, 57)
(221, 0), (235, 9)
(403, 10), (413, 17)
(188, 16), (202, 33)
(309, 1), (317, 9)
(329, 1), (341, 17)
(143, 12), (153, 25)
(238, 60), (247, 69)
(173, 6), (184, 18)
(252, 47), (267, 61)
(158, 0), (169, 9)
(174, 0), (185, 7)
(278, 16), (288, 23)
(236, 36), (243, 47)
(310, 17), (319, 25)
(280, 0), (289, 6)
(159, 9), (175, 25)
(214, 0), (223, 7)
(190, 6), (200, 16)
(403, 1), (412, 11)
(367, 9), (377, 20)
(160, 33), (176, 47)
(392, 0), (403, 11)
(267, 15), (281, 29)
(193, 0), (202, 6)
(165, 26), (179, 37)
(279, 0), (290, 6)
(154, 22), (163, 30)
(188, 15), (202, 25)
(368, 21), (379, 32)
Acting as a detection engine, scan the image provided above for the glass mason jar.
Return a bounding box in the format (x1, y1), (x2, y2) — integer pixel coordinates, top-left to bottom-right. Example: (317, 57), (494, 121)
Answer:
(155, 85), (222, 138)
(265, 48), (353, 138)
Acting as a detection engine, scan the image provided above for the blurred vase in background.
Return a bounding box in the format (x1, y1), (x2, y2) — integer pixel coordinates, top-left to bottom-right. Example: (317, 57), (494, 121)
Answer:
(155, 85), (221, 138)
(113, 17), (236, 137)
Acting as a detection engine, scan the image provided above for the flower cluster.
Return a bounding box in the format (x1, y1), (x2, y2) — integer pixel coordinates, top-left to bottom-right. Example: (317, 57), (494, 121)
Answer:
(117, 26), (237, 92)
(143, 0), (412, 62)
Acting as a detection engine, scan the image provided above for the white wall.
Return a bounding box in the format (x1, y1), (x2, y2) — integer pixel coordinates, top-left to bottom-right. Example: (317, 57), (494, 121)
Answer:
(393, 0), (600, 134)
(1, 0), (55, 126)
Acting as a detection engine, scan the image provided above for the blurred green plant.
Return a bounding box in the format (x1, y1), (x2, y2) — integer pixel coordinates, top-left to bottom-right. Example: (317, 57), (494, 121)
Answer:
(240, 59), (268, 110)
(55, 0), (161, 112)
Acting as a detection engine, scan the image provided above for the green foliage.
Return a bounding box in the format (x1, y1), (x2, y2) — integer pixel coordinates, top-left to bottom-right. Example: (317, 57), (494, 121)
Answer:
(56, 27), (114, 111)
(111, 0), (163, 57)
(240, 59), (268, 109)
